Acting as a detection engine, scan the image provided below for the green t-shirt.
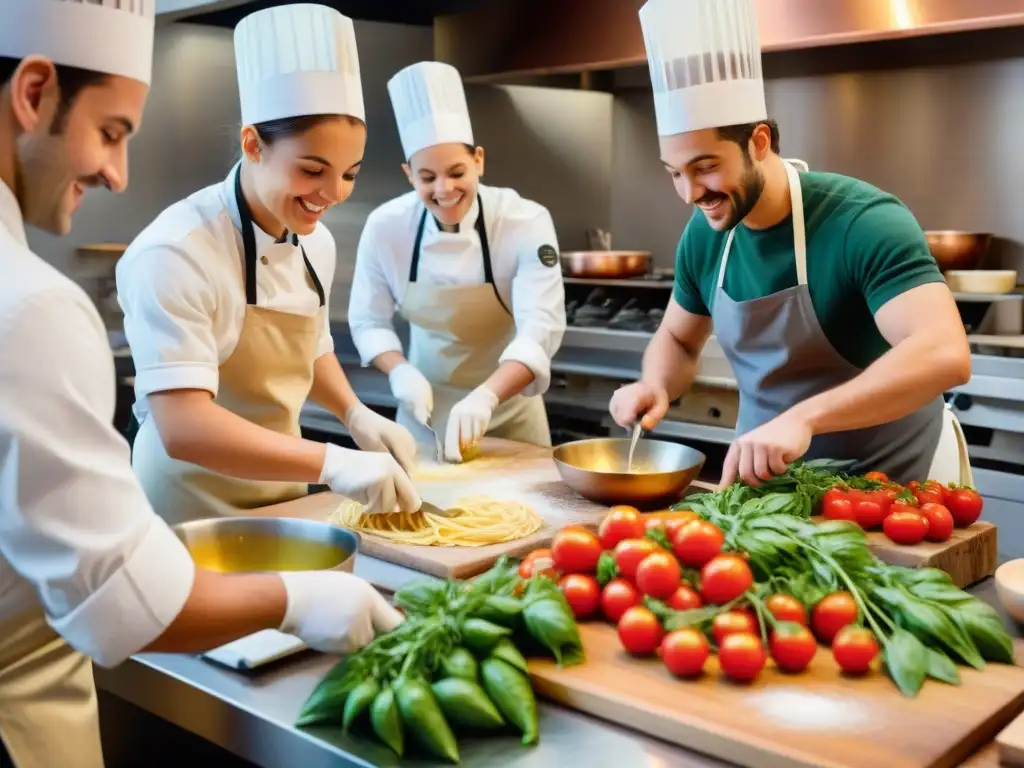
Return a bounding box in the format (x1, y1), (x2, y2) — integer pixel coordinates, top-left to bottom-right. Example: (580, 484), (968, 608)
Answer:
(673, 170), (945, 369)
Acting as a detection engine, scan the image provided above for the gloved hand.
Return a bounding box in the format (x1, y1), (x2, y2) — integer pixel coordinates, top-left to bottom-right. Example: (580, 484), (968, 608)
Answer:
(388, 363), (433, 425)
(278, 571), (404, 654)
(444, 385), (499, 463)
(320, 443), (422, 514)
(345, 403), (418, 474)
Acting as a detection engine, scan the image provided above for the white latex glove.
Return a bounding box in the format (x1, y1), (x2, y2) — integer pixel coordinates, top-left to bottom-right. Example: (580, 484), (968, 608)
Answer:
(279, 571), (404, 654)
(388, 363), (433, 425)
(444, 385), (499, 463)
(320, 443), (422, 514)
(345, 404), (418, 474)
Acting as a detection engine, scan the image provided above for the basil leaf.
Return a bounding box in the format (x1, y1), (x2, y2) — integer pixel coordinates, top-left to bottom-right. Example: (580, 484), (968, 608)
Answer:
(883, 628), (930, 698)
(810, 557), (839, 592)
(955, 608), (1015, 665)
(908, 581), (973, 608)
(899, 595), (985, 670)
(645, 527), (672, 550)
(596, 552), (618, 586)
(296, 656), (362, 726)
(899, 567), (953, 587)
(395, 579), (451, 616)
(663, 604), (722, 632)
(926, 648), (961, 685)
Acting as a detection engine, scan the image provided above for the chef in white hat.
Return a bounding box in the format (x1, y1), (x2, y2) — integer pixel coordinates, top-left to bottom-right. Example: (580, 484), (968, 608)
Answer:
(611, 0), (972, 488)
(117, 4), (422, 524)
(0, 3), (404, 767)
(349, 61), (566, 462)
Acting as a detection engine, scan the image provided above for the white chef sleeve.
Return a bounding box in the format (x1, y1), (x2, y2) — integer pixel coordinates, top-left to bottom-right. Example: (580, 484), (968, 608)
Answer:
(115, 241), (221, 398)
(348, 218), (404, 365)
(0, 288), (195, 668)
(499, 205), (567, 396)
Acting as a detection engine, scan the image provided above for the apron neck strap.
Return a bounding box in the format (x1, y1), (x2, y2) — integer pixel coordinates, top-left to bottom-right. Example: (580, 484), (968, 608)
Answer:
(408, 193), (495, 285)
(716, 159), (808, 290)
(233, 165), (325, 308)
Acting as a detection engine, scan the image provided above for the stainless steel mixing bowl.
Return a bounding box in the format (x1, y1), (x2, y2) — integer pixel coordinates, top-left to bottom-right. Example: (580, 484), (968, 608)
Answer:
(553, 438), (706, 509)
(172, 516), (359, 574)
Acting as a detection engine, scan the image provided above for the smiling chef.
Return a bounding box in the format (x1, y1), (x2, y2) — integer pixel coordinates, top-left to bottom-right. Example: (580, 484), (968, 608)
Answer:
(117, 4), (422, 524)
(348, 61), (567, 462)
(610, 0), (974, 488)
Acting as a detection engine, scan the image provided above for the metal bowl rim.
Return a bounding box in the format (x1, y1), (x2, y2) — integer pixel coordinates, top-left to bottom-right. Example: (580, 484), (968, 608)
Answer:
(172, 515), (362, 553)
(552, 437), (707, 478)
(923, 230), (992, 238)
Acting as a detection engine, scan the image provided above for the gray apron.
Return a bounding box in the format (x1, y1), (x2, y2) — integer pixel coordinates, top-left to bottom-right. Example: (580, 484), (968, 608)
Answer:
(711, 160), (944, 484)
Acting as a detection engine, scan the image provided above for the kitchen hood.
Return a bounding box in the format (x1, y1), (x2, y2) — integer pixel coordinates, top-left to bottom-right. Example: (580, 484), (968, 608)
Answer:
(436, 0), (1024, 82)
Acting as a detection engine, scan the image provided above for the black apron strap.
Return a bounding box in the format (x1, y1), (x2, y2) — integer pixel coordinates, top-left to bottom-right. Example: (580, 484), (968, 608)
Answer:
(474, 195), (511, 316)
(233, 165), (325, 308)
(408, 207), (428, 283)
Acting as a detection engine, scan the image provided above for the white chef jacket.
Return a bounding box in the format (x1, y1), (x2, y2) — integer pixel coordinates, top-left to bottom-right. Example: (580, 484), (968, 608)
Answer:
(348, 185), (566, 397)
(0, 181), (194, 668)
(116, 164), (338, 423)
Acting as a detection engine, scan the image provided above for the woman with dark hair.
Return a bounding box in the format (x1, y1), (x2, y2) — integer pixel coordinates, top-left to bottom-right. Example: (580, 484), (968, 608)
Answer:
(349, 61), (567, 463)
(117, 4), (421, 524)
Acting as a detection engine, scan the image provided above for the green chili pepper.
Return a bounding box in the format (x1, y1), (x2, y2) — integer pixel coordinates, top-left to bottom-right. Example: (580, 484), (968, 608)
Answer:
(441, 646), (478, 681)
(341, 677), (380, 734)
(480, 657), (539, 746)
(431, 677), (505, 730)
(369, 685), (404, 757)
(474, 595), (524, 627)
(523, 598), (584, 666)
(395, 678), (460, 763)
(489, 638), (529, 675)
(460, 617), (512, 656)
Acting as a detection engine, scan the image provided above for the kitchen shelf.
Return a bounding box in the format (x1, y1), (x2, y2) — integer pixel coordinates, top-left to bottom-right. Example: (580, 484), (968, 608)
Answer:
(953, 291), (1024, 303)
(564, 277), (674, 289)
(967, 334), (1024, 350)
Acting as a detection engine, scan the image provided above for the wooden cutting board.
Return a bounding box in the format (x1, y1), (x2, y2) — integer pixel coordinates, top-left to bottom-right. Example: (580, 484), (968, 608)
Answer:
(997, 710), (1024, 766)
(529, 622), (1024, 768)
(255, 438), (608, 578)
(681, 480), (997, 588)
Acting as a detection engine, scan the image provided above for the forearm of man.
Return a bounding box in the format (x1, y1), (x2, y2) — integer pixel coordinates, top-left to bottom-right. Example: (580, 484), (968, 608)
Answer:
(149, 390), (325, 482)
(145, 567), (287, 653)
(371, 350), (408, 375)
(483, 361), (535, 402)
(641, 325), (702, 401)
(308, 353), (361, 420)
(789, 285), (971, 434)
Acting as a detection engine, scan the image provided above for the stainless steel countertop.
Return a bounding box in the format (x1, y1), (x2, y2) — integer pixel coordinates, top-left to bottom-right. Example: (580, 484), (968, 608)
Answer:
(93, 558), (1017, 768)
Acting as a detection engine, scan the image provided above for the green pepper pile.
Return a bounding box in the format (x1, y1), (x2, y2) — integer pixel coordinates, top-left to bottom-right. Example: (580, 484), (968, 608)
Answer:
(663, 459), (1014, 697)
(296, 558), (583, 762)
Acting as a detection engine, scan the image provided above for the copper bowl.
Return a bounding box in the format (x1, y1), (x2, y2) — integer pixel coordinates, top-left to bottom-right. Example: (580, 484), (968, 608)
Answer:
(561, 251), (652, 279)
(924, 231), (991, 271)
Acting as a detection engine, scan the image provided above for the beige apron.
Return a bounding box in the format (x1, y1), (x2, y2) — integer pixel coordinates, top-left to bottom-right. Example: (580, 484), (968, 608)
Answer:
(397, 195), (550, 447)
(132, 167), (324, 525)
(0, 609), (103, 768)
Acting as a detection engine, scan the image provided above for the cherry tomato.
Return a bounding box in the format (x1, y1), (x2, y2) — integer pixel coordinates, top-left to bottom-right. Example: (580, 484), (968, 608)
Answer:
(891, 494), (919, 512)
(635, 552), (682, 599)
(712, 610), (758, 645)
(919, 502), (954, 542)
(559, 574), (601, 619)
(923, 479), (949, 504)
(718, 633), (766, 682)
(883, 510), (929, 545)
(617, 606), (664, 656)
(765, 594), (807, 626)
(770, 621), (818, 673)
(613, 538), (661, 582)
(519, 548), (555, 579)
(812, 592), (859, 644)
(853, 499), (886, 529)
(914, 488), (945, 506)
(644, 511), (699, 540)
(671, 520), (724, 567)
(659, 629), (709, 677)
(864, 471), (889, 483)
(552, 528), (602, 574)
(945, 487), (983, 528)
(907, 480), (921, 492)
(700, 554), (753, 605)
(832, 625), (879, 674)
(600, 578), (641, 623)
(874, 487), (898, 516)
(667, 584), (703, 611)
(821, 488), (856, 522)
(598, 506), (646, 551)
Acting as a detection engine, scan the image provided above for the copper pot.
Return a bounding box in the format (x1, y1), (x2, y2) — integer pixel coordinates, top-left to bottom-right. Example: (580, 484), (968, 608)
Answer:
(924, 231), (991, 271)
(560, 250), (652, 279)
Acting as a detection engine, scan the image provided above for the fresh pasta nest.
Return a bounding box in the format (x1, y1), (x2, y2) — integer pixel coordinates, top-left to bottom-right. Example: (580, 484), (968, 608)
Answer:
(330, 495), (543, 547)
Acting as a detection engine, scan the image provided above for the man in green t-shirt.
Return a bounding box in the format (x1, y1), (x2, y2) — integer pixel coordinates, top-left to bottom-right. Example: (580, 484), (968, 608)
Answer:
(611, 0), (972, 487)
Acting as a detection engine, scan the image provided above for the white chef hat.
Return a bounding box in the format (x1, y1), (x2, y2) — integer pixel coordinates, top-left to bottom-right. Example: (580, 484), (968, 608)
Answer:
(234, 3), (364, 126)
(0, 0), (155, 86)
(388, 61), (474, 160)
(640, 0), (767, 137)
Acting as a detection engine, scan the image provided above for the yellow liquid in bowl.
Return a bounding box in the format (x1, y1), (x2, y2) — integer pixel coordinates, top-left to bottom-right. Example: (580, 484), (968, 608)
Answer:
(185, 533), (349, 573)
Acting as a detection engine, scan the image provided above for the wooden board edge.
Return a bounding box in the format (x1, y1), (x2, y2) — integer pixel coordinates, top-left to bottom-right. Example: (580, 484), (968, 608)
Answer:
(955, 689), (1024, 768)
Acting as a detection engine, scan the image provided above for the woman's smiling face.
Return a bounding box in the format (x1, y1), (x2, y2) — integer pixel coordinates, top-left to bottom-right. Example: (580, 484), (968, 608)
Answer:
(404, 142), (485, 228)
